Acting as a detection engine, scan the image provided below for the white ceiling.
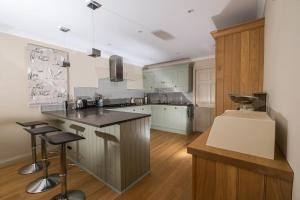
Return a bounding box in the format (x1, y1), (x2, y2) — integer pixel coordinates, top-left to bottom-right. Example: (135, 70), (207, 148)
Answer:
(0, 0), (262, 66)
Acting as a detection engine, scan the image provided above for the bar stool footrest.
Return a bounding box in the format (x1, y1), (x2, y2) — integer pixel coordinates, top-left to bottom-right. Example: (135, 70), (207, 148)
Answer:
(51, 190), (85, 200)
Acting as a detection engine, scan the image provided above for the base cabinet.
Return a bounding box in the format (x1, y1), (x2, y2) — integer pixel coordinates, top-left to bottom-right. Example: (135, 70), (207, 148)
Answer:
(108, 105), (192, 134)
(151, 105), (191, 134)
(192, 156), (293, 200)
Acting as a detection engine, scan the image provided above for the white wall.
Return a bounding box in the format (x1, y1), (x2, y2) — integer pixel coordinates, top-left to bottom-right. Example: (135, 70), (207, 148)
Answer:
(0, 32), (143, 166)
(264, 0), (300, 199)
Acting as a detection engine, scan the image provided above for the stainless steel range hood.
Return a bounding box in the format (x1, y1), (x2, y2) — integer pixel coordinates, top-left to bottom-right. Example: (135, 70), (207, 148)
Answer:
(109, 55), (123, 82)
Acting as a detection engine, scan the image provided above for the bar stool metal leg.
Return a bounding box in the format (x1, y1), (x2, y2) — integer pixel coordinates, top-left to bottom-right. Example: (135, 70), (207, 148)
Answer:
(18, 135), (43, 175)
(51, 144), (85, 200)
(26, 138), (60, 193)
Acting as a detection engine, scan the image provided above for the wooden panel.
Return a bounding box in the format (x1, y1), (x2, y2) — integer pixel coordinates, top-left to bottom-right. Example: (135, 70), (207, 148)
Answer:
(193, 157), (216, 200)
(215, 37), (225, 116)
(249, 28), (261, 93)
(215, 162), (237, 200)
(266, 176), (293, 200)
(240, 31), (251, 95)
(213, 19), (264, 115)
(193, 157), (238, 200)
(211, 18), (265, 39)
(231, 33), (241, 109)
(238, 169), (265, 200)
(223, 35), (234, 110)
(258, 27), (264, 91)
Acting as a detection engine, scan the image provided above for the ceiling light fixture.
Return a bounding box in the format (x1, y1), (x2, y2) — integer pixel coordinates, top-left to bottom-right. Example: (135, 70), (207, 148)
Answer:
(59, 26), (70, 33)
(87, 0), (101, 57)
(86, 0), (102, 10)
(59, 26), (71, 67)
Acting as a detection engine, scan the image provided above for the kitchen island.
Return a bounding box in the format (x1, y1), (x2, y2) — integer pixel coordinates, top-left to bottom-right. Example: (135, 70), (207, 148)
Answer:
(43, 108), (151, 193)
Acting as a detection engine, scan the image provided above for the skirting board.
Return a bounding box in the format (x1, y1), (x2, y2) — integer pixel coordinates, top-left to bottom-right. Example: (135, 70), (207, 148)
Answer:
(0, 152), (32, 168)
(151, 126), (189, 135)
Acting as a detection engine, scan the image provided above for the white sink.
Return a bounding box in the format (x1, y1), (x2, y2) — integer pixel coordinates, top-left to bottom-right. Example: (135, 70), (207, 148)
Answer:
(206, 110), (275, 159)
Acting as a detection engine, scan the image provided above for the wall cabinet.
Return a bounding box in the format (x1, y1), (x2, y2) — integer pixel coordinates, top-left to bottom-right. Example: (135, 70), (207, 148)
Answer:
(212, 19), (265, 116)
(143, 64), (193, 93)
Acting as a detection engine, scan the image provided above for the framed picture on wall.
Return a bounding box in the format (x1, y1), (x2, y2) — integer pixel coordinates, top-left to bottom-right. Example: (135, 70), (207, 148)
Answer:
(26, 44), (69, 105)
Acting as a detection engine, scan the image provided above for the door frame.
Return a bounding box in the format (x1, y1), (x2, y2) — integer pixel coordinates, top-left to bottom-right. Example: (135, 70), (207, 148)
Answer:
(193, 59), (215, 132)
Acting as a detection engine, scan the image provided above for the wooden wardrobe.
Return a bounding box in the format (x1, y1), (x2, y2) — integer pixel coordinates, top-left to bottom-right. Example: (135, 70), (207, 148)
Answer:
(212, 19), (265, 116)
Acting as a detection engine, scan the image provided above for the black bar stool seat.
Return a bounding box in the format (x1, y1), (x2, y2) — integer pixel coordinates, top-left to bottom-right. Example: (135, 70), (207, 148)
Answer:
(43, 132), (86, 200)
(16, 121), (48, 128)
(43, 132), (85, 145)
(24, 126), (61, 194)
(24, 126), (61, 135)
(16, 121), (48, 175)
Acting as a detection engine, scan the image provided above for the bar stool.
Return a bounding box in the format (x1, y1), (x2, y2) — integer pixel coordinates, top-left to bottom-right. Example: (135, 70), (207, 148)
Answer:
(42, 132), (86, 200)
(24, 126), (61, 194)
(69, 124), (85, 164)
(16, 121), (48, 175)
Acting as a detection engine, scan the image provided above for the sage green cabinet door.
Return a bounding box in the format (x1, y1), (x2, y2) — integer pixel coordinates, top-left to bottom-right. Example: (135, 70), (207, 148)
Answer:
(143, 72), (155, 91)
(143, 64), (191, 92)
(175, 68), (190, 92)
(151, 105), (163, 127)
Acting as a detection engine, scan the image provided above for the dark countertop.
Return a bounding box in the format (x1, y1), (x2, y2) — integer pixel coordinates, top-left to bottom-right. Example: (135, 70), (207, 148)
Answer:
(43, 108), (151, 128)
(104, 104), (191, 109)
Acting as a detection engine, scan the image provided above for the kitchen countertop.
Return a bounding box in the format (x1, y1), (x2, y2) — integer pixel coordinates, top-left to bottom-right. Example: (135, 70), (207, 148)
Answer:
(104, 103), (191, 108)
(43, 107), (151, 128)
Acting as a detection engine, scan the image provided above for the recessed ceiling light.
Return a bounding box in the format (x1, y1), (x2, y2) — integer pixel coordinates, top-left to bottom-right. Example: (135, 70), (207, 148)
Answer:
(187, 9), (195, 14)
(59, 26), (70, 32)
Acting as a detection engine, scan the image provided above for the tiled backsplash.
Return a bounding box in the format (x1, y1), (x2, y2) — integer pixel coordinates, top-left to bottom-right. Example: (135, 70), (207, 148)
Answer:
(74, 78), (144, 99)
(74, 78), (192, 105)
(147, 92), (192, 105)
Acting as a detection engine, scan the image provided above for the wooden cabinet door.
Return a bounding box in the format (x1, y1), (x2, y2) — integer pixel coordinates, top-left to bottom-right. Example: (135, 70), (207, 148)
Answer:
(212, 19), (264, 116)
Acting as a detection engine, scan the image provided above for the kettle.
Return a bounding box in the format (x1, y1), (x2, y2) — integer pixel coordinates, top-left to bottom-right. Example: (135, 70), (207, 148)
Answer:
(75, 99), (84, 109)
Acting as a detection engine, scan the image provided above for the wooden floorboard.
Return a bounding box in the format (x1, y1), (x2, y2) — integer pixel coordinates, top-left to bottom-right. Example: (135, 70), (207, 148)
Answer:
(0, 129), (199, 200)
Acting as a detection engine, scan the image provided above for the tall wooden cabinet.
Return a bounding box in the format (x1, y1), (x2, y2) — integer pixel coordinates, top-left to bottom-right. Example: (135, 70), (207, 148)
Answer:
(212, 19), (265, 116)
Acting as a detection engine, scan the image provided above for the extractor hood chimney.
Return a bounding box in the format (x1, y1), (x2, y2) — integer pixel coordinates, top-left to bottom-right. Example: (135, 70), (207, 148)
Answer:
(109, 55), (123, 82)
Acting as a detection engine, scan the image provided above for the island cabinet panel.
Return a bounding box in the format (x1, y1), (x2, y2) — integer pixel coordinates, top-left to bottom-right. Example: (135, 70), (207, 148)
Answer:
(188, 130), (293, 200)
(120, 117), (150, 188)
(55, 117), (150, 193)
(212, 19), (265, 116)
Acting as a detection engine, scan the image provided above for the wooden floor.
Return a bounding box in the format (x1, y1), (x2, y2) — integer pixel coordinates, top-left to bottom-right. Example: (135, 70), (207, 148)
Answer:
(0, 129), (199, 200)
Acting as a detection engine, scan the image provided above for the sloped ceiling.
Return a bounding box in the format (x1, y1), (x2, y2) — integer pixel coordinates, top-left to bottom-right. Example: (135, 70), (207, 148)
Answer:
(0, 0), (263, 66)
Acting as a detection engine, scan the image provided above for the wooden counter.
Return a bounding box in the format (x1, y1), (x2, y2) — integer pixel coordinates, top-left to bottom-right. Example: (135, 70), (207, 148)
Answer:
(187, 129), (294, 200)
